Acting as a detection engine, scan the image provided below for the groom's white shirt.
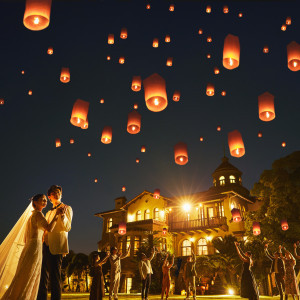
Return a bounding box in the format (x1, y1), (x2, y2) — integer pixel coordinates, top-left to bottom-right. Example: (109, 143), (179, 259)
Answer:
(44, 203), (73, 255)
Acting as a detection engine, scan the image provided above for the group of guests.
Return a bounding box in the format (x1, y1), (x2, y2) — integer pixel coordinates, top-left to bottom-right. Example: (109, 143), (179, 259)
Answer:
(234, 241), (300, 300)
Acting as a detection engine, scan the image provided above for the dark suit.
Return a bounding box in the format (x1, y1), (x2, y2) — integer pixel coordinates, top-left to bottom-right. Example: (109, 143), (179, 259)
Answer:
(183, 253), (197, 298)
(265, 249), (285, 300)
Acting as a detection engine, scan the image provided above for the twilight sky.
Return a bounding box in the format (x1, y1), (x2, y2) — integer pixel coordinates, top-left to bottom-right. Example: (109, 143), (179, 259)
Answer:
(0, 0), (300, 254)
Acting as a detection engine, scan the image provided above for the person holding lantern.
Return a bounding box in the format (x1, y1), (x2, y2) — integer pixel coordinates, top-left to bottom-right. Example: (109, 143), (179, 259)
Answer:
(234, 241), (259, 300)
(183, 249), (197, 300)
(161, 253), (175, 300)
(264, 243), (285, 300)
(109, 245), (131, 300)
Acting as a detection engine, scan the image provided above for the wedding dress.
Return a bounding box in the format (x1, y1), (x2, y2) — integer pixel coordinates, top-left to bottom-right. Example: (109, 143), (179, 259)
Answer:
(0, 208), (50, 300)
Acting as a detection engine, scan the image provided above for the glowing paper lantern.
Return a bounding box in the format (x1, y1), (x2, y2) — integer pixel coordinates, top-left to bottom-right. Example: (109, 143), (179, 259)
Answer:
(153, 38), (159, 48)
(287, 41), (300, 71)
(21, 70), (25, 75)
(100, 99), (104, 104)
(221, 91), (226, 96)
(141, 146), (146, 152)
(258, 131), (262, 138)
(108, 34), (114, 44)
(101, 126), (112, 144)
(281, 24), (287, 31)
(263, 46), (269, 53)
(153, 189), (160, 199)
(206, 5), (211, 13)
(136, 158), (140, 164)
(122, 186), (126, 192)
(81, 119), (88, 129)
(214, 67), (220, 74)
(169, 4), (174, 11)
(162, 227), (167, 235)
(165, 35), (171, 43)
(198, 28), (203, 35)
(146, 3), (150, 9)
(127, 111), (141, 134)
(282, 141), (286, 147)
(94, 178), (98, 183)
(207, 53), (211, 59)
(223, 34), (240, 70)
(70, 99), (90, 128)
(238, 12), (243, 18)
(70, 139), (74, 144)
(207, 36), (212, 43)
(143, 73), (168, 112)
(55, 138), (61, 148)
(119, 57), (125, 64)
(286, 17), (291, 25)
(217, 125), (221, 132)
(118, 222), (126, 235)
(88, 152), (91, 157)
(47, 47), (53, 55)
(206, 83), (214, 96)
(28, 90), (33, 95)
(258, 92), (275, 121)
(228, 130), (245, 158)
(174, 142), (188, 165)
(252, 222), (261, 236)
(133, 103), (138, 110)
(200, 137), (204, 142)
(173, 91), (180, 102)
(231, 208), (241, 222)
(131, 76), (142, 91)
(166, 57), (173, 66)
(107, 56), (111, 61)
(0, 99), (4, 105)
(120, 28), (127, 39)
(223, 6), (229, 13)
(60, 67), (70, 83)
(23, 0), (52, 31)
(281, 220), (288, 230)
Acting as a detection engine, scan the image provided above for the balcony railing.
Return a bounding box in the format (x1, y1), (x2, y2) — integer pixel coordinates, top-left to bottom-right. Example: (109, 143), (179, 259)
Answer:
(169, 216), (227, 232)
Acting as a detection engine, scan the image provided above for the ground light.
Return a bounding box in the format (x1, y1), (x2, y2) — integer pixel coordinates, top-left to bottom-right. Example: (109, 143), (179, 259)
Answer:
(228, 288), (235, 295)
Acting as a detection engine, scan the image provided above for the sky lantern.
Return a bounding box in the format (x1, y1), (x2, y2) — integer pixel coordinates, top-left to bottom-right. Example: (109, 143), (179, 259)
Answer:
(120, 28), (127, 39)
(217, 125), (221, 131)
(70, 99), (90, 128)
(47, 47), (53, 55)
(146, 3), (150, 9)
(206, 5), (211, 13)
(214, 67), (220, 74)
(198, 28), (203, 35)
(162, 228), (167, 235)
(228, 130), (245, 158)
(60, 67), (70, 83)
(133, 103), (138, 110)
(221, 91), (226, 96)
(127, 111), (141, 134)
(281, 220), (288, 230)
(23, 0), (52, 31)
(141, 145), (146, 152)
(153, 189), (160, 199)
(206, 83), (214, 96)
(281, 24), (287, 31)
(118, 222), (126, 235)
(174, 142), (188, 165)
(258, 131), (262, 138)
(122, 186), (126, 192)
(252, 222), (261, 235)
(0, 99), (4, 105)
(223, 5), (229, 13)
(108, 34), (114, 44)
(207, 36), (212, 43)
(200, 137), (204, 142)
(153, 38), (159, 48)
(169, 4), (174, 11)
(136, 158), (140, 164)
(207, 53), (211, 59)
(231, 208), (241, 222)
(287, 41), (300, 71)
(88, 152), (91, 157)
(55, 138), (61, 148)
(94, 178), (98, 183)
(173, 90), (180, 102)
(119, 57), (125, 64)
(258, 92), (275, 121)
(81, 119), (88, 129)
(263, 46), (269, 53)
(107, 56), (111, 61)
(282, 141), (286, 147)
(165, 35), (171, 43)
(166, 57), (173, 66)
(131, 76), (142, 91)
(223, 34), (240, 70)
(28, 90), (33, 95)
(143, 73), (168, 112)
(21, 70), (25, 75)
(238, 12), (243, 18)
(70, 138), (74, 144)
(286, 17), (291, 25)
(100, 98), (104, 104)
(101, 126), (112, 144)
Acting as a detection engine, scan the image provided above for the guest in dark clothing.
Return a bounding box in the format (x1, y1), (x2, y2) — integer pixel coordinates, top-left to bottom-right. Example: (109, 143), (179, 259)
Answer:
(234, 242), (259, 300)
(183, 250), (197, 300)
(89, 251), (110, 300)
(264, 243), (286, 300)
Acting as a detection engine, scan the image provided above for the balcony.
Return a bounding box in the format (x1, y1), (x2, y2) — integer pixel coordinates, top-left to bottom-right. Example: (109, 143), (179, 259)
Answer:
(169, 216), (228, 232)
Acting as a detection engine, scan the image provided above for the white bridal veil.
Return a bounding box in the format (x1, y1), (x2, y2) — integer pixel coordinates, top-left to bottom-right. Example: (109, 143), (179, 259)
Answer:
(0, 202), (34, 297)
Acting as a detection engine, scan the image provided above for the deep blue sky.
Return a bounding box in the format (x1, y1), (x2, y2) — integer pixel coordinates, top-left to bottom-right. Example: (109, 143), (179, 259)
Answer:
(0, 0), (300, 254)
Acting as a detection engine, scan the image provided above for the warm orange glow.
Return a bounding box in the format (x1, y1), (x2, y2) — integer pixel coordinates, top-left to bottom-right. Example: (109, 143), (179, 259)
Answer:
(286, 17), (291, 25)
(118, 222), (126, 235)
(166, 57), (173, 66)
(120, 27), (128, 39)
(28, 90), (33, 95)
(127, 111), (141, 134)
(119, 57), (125, 64)
(223, 6), (229, 13)
(94, 178), (98, 183)
(21, 70), (25, 75)
(217, 125), (221, 132)
(206, 5), (211, 13)
(88, 152), (91, 157)
(60, 67), (70, 83)
(122, 186), (126, 192)
(23, 0), (52, 31)
(141, 145), (146, 152)
(238, 12), (243, 18)
(223, 34), (240, 70)
(146, 3), (151, 9)
(165, 35), (171, 43)
(131, 76), (142, 92)
(81, 119), (88, 129)
(206, 83), (214, 96)
(207, 36), (212, 43)
(281, 220), (288, 230)
(162, 227), (167, 235)
(107, 55), (111, 61)
(136, 158), (140, 164)
(70, 99), (90, 128)
(100, 98), (104, 104)
(174, 142), (188, 165)
(133, 103), (138, 110)
(101, 126), (112, 144)
(55, 138), (61, 148)
(47, 47), (53, 55)
(282, 141), (286, 148)
(231, 208), (241, 222)
(198, 28), (203, 35)
(169, 4), (174, 11)
(0, 99), (4, 105)
(214, 67), (220, 74)
(143, 73), (168, 112)
(258, 92), (275, 121)
(70, 138), (74, 144)
(263, 46), (269, 53)
(153, 189), (160, 199)
(200, 137), (204, 142)
(153, 38), (159, 48)
(281, 24), (287, 31)
(207, 53), (211, 59)
(108, 34), (114, 44)
(258, 131), (262, 138)
(287, 41), (300, 71)
(228, 130), (245, 158)
(221, 91), (226, 96)
(253, 222), (261, 236)
(173, 90), (181, 102)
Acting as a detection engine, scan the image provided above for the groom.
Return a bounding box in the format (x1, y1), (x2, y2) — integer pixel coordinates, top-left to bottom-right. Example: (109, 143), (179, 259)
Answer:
(37, 185), (73, 300)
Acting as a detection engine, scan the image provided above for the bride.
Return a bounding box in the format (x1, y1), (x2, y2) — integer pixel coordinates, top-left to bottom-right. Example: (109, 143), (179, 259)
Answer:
(0, 194), (62, 300)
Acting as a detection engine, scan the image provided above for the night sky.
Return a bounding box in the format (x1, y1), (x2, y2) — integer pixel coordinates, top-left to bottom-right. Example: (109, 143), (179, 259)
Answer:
(0, 0), (300, 254)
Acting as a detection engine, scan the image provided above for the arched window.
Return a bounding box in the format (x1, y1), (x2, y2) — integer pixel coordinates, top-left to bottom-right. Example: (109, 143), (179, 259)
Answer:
(107, 218), (112, 232)
(136, 210), (142, 221)
(229, 175), (236, 183)
(182, 239), (192, 256)
(219, 176), (225, 186)
(144, 209), (150, 220)
(197, 238), (208, 255)
(153, 208), (159, 219)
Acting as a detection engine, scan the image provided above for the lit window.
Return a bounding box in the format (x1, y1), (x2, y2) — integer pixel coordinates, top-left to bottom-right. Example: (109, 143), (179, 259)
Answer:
(126, 236), (131, 249)
(218, 203), (225, 217)
(118, 237), (123, 253)
(134, 236), (140, 255)
(154, 208), (159, 219)
(136, 210), (142, 221)
(229, 175), (236, 183)
(107, 218), (112, 232)
(182, 239), (192, 256)
(230, 201), (238, 210)
(145, 209), (150, 220)
(197, 238), (208, 255)
(219, 176), (225, 186)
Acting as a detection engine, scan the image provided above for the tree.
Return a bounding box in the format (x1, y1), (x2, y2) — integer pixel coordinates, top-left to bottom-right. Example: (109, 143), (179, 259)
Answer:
(62, 250), (75, 291)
